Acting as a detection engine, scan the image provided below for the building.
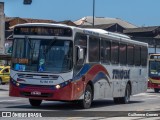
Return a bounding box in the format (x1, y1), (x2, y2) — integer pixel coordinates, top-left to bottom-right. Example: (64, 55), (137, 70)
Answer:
(0, 2), (5, 54)
(56, 20), (77, 26)
(75, 16), (137, 28)
(81, 23), (126, 33)
(5, 17), (56, 30)
(124, 26), (160, 53)
(0, 2), (11, 65)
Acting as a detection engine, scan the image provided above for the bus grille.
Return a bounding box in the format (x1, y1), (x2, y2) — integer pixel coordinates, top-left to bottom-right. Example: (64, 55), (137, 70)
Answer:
(23, 84), (52, 90)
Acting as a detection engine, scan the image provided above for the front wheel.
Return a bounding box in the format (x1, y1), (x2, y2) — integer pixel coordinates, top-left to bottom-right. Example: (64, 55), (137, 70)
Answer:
(0, 78), (2, 85)
(80, 85), (93, 109)
(29, 99), (42, 107)
(154, 88), (159, 93)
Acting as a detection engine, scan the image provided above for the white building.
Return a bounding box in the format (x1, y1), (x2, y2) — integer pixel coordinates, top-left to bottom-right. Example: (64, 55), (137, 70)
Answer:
(0, 2), (5, 54)
(74, 16), (137, 29)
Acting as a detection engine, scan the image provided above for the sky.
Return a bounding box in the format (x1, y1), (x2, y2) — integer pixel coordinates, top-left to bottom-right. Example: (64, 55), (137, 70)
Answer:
(1, 0), (160, 27)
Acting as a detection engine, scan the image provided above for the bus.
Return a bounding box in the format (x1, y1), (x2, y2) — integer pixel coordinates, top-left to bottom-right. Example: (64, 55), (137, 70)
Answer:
(148, 54), (160, 92)
(9, 23), (148, 109)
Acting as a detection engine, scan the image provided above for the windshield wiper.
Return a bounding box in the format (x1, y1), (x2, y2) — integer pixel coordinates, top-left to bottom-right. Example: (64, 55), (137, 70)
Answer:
(25, 36), (34, 50)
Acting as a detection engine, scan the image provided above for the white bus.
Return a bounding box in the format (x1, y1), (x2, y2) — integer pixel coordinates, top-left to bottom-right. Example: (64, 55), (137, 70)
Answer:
(9, 23), (148, 109)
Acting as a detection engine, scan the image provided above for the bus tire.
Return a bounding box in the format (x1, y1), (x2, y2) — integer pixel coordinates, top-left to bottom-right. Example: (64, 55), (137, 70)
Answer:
(154, 88), (159, 93)
(121, 84), (131, 104)
(0, 78), (2, 85)
(113, 97), (121, 104)
(29, 99), (42, 107)
(80, 85), (93, 109)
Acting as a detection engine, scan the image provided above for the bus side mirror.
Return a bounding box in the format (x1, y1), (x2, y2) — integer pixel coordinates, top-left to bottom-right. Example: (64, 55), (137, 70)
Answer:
(78, 48), (84, 60)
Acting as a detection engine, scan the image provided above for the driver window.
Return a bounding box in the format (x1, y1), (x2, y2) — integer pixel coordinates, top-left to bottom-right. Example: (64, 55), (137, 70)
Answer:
(74, 33), (87, 76)
(75, 33), (87, 65)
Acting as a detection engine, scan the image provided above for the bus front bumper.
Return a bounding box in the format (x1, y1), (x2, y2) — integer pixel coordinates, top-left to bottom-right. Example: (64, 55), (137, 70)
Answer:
(148, 81), (160, 89)
(9, 80), (74, 101)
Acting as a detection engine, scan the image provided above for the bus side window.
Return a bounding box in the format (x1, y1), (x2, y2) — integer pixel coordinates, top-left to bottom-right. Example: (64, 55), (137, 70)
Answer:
(141, 46), (148, 66)
(111, 42), (119, 64)
(134, 46), (141, 66)
(74, 33), (87, 65)
(101, 39), (111, 64)
(119, 43), (127, 65)
(89, 36), (100, 62)
(127, 45), (134, 65)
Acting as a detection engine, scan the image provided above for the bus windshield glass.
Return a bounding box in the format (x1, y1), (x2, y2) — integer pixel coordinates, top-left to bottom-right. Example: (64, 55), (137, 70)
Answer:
(11, 38), (73, 73)
(149, 61), (160, 77)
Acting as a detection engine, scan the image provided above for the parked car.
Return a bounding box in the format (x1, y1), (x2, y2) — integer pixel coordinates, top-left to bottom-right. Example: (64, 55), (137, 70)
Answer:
(0, 66), (10, 85)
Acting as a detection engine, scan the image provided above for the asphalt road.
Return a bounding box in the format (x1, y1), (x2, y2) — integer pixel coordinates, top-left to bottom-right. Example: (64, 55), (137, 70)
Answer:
(0, 84), (160, 120)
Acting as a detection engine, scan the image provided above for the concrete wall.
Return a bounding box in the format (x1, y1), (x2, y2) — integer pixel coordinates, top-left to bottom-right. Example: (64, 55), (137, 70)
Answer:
(0, 2), (5, 54)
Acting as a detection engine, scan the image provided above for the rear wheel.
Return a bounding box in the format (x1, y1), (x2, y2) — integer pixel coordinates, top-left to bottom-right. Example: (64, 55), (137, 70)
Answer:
(29, 99), (42, 107)
(121, 84), (131, 104)
(154, 88), (159, 93)
(113, 97), (121, 104)
(80, 85), (93, 109)
(0, 78), (2, 85)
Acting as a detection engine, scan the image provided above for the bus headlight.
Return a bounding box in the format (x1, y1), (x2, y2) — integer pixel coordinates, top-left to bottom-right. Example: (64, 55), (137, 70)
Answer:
(16, 82), (20, 86)
(55, 84), (61, 89)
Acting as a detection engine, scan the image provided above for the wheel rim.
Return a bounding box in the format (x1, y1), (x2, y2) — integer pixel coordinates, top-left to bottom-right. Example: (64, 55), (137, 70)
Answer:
(84, 90), (91, 104)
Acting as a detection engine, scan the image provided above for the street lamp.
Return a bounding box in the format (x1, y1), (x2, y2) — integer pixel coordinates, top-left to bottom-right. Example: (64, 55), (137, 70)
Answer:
(92, 0), (95, 28)
(23, 0), (32, 5)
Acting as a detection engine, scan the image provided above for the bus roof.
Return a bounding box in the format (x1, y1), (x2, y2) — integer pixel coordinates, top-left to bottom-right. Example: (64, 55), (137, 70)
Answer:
(83, 28), (148, 46)
(13, 23), (77, 29)
(13, 23), (148, 46)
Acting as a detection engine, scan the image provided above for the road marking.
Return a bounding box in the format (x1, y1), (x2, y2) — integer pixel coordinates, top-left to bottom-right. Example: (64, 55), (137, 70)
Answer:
(141, 98), (157, 101)
(133, 93), (159, 97)
(133, 93), (147, 96)
(0, 99), (24, 103)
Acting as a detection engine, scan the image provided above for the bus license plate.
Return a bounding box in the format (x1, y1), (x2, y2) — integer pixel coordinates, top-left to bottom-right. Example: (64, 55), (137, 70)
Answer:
(31, 91), (41, 95)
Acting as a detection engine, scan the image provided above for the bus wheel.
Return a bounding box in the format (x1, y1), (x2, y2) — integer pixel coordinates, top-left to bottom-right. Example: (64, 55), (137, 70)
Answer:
(113, 97), (121, 104)
(80, 85), (93, 109)
(0, 78), (2, 85)
(121, 84), (131, 104)
(29, 99), (42, 107)
(154, 88), (159, 93)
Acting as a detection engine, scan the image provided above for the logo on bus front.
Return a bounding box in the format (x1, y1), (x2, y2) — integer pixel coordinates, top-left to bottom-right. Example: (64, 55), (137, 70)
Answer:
(112, 69), (130, 80)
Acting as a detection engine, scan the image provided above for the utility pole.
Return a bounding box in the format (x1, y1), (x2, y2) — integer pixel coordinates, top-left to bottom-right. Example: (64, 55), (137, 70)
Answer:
(93, 0), (95, 28)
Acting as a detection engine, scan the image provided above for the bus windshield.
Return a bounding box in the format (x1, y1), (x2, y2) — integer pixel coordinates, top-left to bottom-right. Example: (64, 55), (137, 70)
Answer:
(11, 38), (73, 73)
(149, 61), (160, 77)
